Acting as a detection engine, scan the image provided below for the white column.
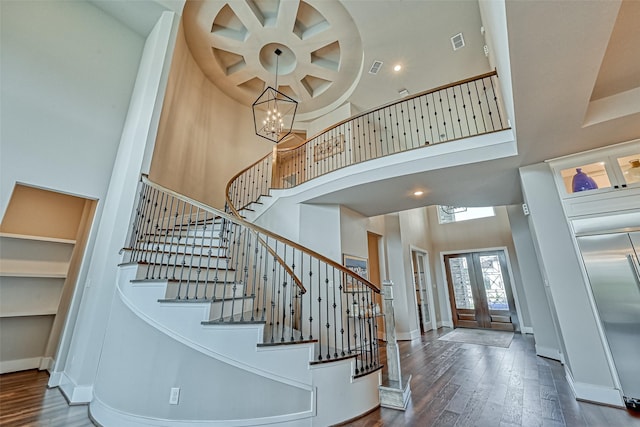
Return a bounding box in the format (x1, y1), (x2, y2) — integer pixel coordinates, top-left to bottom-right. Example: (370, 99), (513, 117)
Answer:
(379, 280), (412, 410)
(48, 12), (180, 403)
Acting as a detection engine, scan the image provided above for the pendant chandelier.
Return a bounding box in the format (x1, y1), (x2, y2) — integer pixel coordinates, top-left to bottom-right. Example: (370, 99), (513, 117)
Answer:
(252, 48), (298, 143)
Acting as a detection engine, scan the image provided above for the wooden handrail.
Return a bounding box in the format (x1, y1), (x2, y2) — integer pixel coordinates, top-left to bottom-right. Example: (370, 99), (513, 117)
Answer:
(225, 151), (272, 218)
(276, 70), (499, 154)
(147, 176), (379, 294)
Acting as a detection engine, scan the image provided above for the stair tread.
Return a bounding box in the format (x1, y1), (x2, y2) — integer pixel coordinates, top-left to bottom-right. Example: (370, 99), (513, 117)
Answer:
(158, 295), (254, 303)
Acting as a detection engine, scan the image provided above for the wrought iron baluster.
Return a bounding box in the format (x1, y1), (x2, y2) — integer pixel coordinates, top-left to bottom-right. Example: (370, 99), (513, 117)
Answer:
(128, 183), (148, 262)
(144, 188), (160, 279)
(473, 79), (487, 133)
(325, 263), (330, 360)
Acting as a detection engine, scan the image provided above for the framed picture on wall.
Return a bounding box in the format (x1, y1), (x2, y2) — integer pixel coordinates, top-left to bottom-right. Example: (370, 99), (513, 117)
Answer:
(343, 254), (368, 292)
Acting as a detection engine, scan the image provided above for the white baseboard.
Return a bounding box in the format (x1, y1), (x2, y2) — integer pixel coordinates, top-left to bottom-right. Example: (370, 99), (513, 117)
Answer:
(564, 365), (623, 407)
(90, 395), (313, 427)
(48, 371), (63, 387)
(58, 372), (94, 404)
(535, 345), (562, 362)
(39, 357), (54, 371)
(396, 329), (420, 341)
(441, 320), (454, 328)
(521, 326), (534, 334)
(0, 357), (41, 374)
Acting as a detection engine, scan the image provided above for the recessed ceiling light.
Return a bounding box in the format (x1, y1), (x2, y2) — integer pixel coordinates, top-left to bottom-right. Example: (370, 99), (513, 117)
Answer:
(413, 190), (424, 196)
(393, 64), (402, 72)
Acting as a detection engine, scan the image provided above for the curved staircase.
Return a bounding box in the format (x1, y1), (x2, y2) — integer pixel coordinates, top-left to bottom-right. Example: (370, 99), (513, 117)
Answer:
(90, 176), (382, 426)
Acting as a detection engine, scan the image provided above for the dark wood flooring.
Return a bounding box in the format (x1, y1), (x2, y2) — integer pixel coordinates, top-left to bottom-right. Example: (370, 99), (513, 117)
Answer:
(346, 328), (640, 427)
(0, 370), (94, 427)
(1, 328), (638, 426)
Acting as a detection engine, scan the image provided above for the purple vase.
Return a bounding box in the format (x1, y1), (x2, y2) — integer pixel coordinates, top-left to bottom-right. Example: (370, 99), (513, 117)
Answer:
(572, 168), (598, 192)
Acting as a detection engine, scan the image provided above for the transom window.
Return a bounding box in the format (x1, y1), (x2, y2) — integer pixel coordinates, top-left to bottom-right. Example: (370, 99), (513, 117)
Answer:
(437, 206), (495, 224)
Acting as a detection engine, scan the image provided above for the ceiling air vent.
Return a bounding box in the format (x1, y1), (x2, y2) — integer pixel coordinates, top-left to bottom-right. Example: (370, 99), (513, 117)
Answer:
(369, 60), (383, 75)
(451, 33), (465, 51)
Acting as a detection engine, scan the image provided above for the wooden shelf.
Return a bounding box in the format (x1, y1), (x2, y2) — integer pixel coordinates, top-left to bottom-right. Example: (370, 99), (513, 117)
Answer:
(0, 271), (67, 279)
(0, 232), (75, 245)
(0, 310), (57, 318)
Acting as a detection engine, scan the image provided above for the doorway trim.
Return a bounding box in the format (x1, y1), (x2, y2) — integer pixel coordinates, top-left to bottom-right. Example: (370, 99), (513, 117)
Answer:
(439, 246), (525, 332)
(409, 245), (437, 333)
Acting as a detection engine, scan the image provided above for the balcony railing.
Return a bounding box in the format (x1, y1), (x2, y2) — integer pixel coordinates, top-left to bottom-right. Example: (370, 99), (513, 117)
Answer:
(125, 176), (382, 376)
(226, 70), (509, 215)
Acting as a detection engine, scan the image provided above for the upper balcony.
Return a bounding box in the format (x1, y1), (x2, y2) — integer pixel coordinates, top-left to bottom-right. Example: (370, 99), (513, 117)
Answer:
(227, 71), (515, 217)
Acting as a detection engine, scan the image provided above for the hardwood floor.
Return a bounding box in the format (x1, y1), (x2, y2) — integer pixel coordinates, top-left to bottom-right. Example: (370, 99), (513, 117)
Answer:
(0, 370), (94, 427)
(346, 328), (640, 427)
(1, 329), (638, 426)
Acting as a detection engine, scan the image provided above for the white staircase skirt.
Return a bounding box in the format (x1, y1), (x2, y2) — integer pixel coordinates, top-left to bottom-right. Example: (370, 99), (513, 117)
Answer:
(89, 264), (380, 426)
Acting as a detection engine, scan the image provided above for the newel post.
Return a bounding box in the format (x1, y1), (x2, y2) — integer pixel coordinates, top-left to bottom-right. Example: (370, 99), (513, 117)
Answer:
(379, 280), (412, 410)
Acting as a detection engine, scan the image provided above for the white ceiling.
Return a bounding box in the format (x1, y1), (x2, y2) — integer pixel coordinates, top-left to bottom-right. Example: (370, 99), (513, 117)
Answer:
(94, 0), (640, 216)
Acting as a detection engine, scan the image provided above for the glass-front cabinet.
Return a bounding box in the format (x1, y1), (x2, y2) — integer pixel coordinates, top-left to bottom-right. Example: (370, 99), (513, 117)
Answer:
(552, 142), (640, 197)
(617, 154), (640, 186)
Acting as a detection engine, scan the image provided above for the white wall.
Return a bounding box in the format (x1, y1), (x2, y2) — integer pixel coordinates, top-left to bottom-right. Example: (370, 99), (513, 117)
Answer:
(299, 204), (342, 263)
(520, 162), (618, 404)
(0, 1), (145, 218)
(94, 294), (311, 422)
(396, 208), (434, 337)
(41, 10), (181, 402)
(506, 204), (562, 359)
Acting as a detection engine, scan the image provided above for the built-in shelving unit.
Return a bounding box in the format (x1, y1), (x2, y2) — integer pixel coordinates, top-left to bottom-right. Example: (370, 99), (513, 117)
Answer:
(0, 233), (75, 373)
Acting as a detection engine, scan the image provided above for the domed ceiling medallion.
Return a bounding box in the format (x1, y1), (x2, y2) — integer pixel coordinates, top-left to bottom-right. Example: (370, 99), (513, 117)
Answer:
(183, 0), (364, 121)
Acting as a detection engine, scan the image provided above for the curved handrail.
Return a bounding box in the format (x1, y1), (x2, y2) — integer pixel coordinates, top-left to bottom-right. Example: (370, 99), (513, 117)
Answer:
(127, 176), (382, 371)
(227, 70), (508, 217)
(277, 70), (500, 154)
(142, 176), (306, 294)
(150, 176), (378, 294)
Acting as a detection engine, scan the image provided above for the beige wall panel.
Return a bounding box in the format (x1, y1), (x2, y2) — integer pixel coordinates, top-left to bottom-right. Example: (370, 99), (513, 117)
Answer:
(0, 184), (86, 240)
(150, 23), (272, 209)
(0, 315), (54, 362)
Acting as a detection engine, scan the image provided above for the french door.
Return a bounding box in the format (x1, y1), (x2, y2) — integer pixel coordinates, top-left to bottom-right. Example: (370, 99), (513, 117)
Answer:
(444, 250), (517, 331)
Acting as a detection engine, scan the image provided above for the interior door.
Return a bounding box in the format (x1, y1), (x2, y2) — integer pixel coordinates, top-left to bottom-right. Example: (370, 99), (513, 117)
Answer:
(444, 250), (517, 331)
(412, 251), (432, 333)
(367, 232), (385, 340)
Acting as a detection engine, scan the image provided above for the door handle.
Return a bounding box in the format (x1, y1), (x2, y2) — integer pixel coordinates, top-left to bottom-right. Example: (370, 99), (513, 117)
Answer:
(628, 254), (640, 292)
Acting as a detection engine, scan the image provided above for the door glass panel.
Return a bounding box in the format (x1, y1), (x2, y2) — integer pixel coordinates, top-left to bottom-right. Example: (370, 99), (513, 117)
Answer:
(448, 257), (474, 309)
(417, 254), (430, 323)
(559, 162), (611, 194)
(617, 154), (640, 185)
(479, 255), (510, 311)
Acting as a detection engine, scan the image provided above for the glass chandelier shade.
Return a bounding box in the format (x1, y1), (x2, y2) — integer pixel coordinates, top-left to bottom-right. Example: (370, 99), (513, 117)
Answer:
(252, 49), (298, 143)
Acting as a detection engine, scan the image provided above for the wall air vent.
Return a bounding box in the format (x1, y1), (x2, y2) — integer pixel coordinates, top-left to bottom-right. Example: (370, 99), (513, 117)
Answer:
(369, 60), (383, 75)
(451, 33), (465, 50)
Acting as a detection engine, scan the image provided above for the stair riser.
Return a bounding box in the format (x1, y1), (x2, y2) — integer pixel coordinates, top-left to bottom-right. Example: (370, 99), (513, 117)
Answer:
(139, 235), (224, 246)
(143, 224), (227, 238)
(133, 252), (231, 270)
(135, 265), (238, 282)
(132, 243), (228, 257)
(209, 299), (255, 322)
(165, 281), (246, 301)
